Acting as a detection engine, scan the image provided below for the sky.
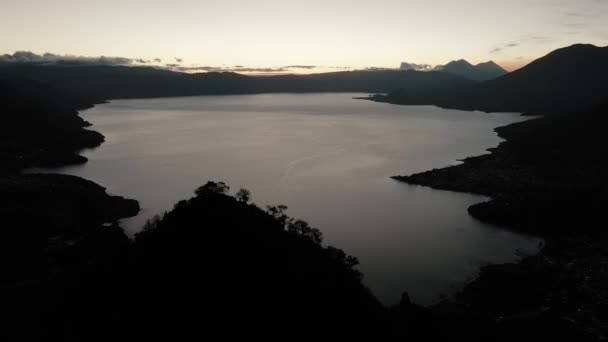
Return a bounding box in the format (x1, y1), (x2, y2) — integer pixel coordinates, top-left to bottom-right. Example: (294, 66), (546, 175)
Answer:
(1, 0), (607, 73)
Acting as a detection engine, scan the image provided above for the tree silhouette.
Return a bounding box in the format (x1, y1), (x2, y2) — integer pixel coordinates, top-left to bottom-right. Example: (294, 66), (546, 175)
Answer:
(235, 188), (251, 203)
(142, 213), (164, 232)
(195, 181), (229, 196)
(266, 204), (290, 226)
(287, 219), (323, 245)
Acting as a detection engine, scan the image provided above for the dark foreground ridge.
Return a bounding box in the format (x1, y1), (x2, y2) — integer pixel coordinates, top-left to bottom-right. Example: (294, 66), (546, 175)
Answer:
(131, 183), (386, 339)
(2, 181), (392, 340)
(8, 178), (580, 341)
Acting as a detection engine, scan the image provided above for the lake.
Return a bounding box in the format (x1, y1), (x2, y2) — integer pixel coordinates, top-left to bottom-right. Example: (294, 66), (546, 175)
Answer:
(32, 93), (540, 305)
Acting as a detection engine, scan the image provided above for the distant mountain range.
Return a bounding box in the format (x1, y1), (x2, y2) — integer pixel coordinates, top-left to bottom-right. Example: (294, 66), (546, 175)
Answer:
(0, 64), (474, 104)
(400, 59), (507, 81)
(438, 60), (507, 81)
(2, 43), (605, 115)
(387, 44), (608, 114)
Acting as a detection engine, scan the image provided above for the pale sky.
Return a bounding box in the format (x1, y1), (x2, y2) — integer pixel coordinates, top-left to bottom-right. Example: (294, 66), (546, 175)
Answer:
(1, 0), (607, 72)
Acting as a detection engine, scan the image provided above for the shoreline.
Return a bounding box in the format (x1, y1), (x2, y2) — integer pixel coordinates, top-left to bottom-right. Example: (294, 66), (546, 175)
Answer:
(60, 95), (536, 307)
(390, 105), (607, 338)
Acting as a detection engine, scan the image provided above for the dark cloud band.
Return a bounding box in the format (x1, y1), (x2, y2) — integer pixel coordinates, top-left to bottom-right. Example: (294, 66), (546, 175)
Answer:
(0, 51), (134, 66)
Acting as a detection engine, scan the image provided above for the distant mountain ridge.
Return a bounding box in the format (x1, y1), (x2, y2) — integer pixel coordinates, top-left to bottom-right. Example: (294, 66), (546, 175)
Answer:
(438, 59), (507, 81)
(0, 65), (474, 104)
(387, 44), (608, 113)
(399, 59), (507, 81)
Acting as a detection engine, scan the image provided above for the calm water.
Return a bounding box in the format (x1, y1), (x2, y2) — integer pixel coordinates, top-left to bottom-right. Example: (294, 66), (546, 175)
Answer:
(32, 93), (540, 305)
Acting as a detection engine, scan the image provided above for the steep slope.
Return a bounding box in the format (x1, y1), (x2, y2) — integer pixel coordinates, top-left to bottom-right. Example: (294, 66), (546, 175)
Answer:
(0, 76), (103, 173)
(381, 44), (608, 113)
(128, 183), (385, 339)
(474, 61), (508, 80)
(449, 44), (608, 113)
(3, 183), (387, 340)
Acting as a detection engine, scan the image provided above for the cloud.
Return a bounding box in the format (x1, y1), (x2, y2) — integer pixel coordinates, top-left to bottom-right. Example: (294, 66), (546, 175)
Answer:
(565, 11), (587, 17)
(596, 31), (608, 39)
(561, 22), (586, 28)
(0, 51), (334, 75)
(172, 65), (288, 73)
(399, 62), (434, 71)
(360, 66), (395, 71)
(0, 51), (135, 66)
(173, 65), (350, 74)
(235, 67), (287, 73)
(489, 42), (518, 53)
(558, 10), (596, 29)
(172, 64), (325, 73)
(283, 65), (316, 69)
(563, 11), (602, 19)
(490, 36), (551, 55)
(173, 66), (217, 72)
(490, 42), (520, 54)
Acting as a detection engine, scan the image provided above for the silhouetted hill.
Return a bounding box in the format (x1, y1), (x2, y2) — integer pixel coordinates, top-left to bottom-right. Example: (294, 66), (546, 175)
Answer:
(442, 59), (474, 71)
(0, 64), (474, 103)
(456, 44), (608, 113)
(396, 102), (608, 231)
(475, 61), (506, 74)
(128, 183), (385, 339)
(3, 183), (390, 340)
(398, 60), (506, 81)
(437, 59), (507, 81)
(1, 174), (138, 278)
(0, 76), (102, 173)
(1, 173), (139, 342)
(379, 44), (608, 113)
(393, 102), (608, 340)
(0, 76), (140, 334)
